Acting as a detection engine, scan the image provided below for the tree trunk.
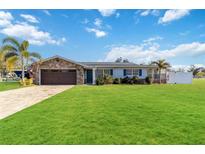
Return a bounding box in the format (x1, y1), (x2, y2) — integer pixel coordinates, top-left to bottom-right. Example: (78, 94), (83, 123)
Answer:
(26, 58), (28, 71)
(0, 71), (2, 81)
(159, 69), (161, 84)
(21, 56), (25, 82)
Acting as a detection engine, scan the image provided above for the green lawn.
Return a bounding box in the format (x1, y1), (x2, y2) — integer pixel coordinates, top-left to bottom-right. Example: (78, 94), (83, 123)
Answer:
(0, 82), (22, 91)
(0, 79), (205, 144)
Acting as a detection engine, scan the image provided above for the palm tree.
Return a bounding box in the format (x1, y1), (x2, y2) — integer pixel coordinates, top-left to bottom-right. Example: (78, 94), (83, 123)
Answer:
(2, 37), (41, 82)
(0, 49), (5, 78)
(151, 59), (170, 84)
(23, 51), (41, 70)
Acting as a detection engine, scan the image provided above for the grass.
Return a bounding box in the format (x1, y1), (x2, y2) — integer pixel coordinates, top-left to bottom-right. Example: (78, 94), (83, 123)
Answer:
(0, 82), (22, 91)
(0, 79), (205, 144)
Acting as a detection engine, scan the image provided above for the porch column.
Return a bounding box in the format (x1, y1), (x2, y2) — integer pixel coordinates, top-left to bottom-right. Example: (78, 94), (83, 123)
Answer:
(39, 69), (41, 85)
(132, 68), (134, 77)
(92, 68), (96, 84)
(151, 69), (154, 82)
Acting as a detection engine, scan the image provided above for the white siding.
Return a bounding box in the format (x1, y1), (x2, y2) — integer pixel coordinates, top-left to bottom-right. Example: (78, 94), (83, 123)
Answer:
(140, 69), (147, 79)
(167, 72), (193, 84)
(113, 68), (124, 78)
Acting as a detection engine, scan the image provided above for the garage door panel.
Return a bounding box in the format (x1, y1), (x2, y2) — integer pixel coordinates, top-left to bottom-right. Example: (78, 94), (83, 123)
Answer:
(41, 69), (76, 85)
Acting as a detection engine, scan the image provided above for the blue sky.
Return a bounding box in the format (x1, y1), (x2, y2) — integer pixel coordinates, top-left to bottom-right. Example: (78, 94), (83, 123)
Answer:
(0, 9), (205, 69)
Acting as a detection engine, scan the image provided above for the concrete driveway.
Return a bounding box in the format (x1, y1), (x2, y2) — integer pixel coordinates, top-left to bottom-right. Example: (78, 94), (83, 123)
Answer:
(0, 85), (73, 120)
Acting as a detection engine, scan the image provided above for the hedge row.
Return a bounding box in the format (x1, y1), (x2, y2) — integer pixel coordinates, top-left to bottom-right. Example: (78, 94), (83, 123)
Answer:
(96, 75), (152, 85)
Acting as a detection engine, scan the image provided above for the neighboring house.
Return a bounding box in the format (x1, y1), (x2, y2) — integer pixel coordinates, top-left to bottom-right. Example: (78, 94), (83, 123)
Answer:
(31, 55), (158, 85)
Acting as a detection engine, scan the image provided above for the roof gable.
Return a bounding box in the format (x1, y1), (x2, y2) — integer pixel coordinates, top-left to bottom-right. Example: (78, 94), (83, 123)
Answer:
(34, 55), (87, 67)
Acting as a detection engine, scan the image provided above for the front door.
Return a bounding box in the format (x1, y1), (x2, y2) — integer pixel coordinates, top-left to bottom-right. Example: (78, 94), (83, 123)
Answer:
(86, 70), (93, 84)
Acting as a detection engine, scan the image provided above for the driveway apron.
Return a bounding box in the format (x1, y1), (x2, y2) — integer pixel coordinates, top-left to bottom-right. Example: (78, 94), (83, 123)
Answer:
(0, 85), (73, 120)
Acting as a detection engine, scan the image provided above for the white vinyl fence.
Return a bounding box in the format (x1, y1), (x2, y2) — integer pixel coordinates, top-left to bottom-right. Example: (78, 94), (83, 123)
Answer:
(167, 72), (193, 84)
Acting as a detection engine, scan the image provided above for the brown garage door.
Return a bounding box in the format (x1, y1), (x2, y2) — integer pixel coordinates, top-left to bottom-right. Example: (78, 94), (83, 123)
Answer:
(41, 69), (76, 85)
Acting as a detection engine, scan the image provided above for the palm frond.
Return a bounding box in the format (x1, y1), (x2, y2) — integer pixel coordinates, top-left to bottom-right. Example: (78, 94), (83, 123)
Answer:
(2, 37), (21, 48)
(1, 45), (18, 53)
(6, 55), (18, 72)
(4, 52), (18, 60)
(22, 50), (30, 58)
(30, 52), (41, 60)
(151, 61), (159, 65)
(20, 40), (29, 51)
(151, 59), (170, 69)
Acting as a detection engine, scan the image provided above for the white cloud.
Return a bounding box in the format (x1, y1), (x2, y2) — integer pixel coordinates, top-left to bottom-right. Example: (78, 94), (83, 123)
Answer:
(0, 22), (66, 45)
(43, 10), (51, 16)
(143, 36), (163, 43)
(94, 18), (102, 28)
(116, 13), (120, 18)
(98, 9), (116, 17)
(20, 14), (39, 23)
(81, 18), (89, 24)
(103, 41), (205, 64)
(0, 11), (66, 46)
(86, 28), (107, 38)
(140, 10), (150, 16)
(151, 10), (160, 16)
(62, 14), (69, 18)
(158, 9), (191, 24)
(140, 10), (160, 16)
(0, 11), (13, 27)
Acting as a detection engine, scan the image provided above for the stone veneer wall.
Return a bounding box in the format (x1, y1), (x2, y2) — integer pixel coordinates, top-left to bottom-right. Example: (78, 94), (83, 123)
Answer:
(31, 58), (84, 85)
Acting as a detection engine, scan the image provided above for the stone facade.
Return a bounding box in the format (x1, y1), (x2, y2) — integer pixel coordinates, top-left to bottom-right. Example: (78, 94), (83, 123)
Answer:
(31, 57), (84, 85)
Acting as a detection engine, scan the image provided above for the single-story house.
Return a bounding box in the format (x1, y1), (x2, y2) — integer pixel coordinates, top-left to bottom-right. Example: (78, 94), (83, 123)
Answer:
(31, 55), (159, 85)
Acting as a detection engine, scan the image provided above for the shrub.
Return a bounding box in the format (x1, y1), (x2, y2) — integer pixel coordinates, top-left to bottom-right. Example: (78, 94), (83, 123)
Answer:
(104, 75), (113, 84)
(121, 76), (130, 84)
(132, 76), (139, 84)
(20, 78), (33, 86)
(136, 79), (146, 84)
(113, 78), (121, 84)
(128, 78), (134, 84)
(145, 76), (152, 84)
(196, 72), (205, 78)
(96, 77), (104, 85)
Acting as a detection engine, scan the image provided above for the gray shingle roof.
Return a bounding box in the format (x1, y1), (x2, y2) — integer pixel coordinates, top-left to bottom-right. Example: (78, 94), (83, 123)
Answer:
(80, 62), (157, 68)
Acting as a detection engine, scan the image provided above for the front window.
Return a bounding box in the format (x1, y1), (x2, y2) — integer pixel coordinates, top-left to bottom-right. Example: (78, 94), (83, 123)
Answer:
(133, 69), (139, 76)
(124, 69), (132, 76)
(96, 69), (103, 78)
(104, 69), (113, 76)
(124, 69), (142, 77)
(96, 69), (113, 78)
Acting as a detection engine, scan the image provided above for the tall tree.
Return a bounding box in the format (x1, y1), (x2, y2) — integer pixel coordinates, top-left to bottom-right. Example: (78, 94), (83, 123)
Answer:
(188, 65), (203, 76)
(23, 51), (41, 70)
(151, 59), (170, 84)
(0, 48), (14, 77)
(115, 57), (123, 63)
(2, 37), (41, 82)
(0, 49), (5, 78)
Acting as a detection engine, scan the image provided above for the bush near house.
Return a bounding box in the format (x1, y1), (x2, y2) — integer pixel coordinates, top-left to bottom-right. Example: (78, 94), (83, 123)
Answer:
(145, 76), (152, 84)
(113, 78), (121, 84)
(96, 76), (150, 85)
(103, 75), (113, 84)
(96, 77), (105, 85)
(121, 76), (131, 84)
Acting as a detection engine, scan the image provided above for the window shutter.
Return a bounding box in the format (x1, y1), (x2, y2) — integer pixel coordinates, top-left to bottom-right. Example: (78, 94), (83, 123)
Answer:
(139, 69), (142, 76)
(110, 69), (113, 76)
(124, 69), (126, 76)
